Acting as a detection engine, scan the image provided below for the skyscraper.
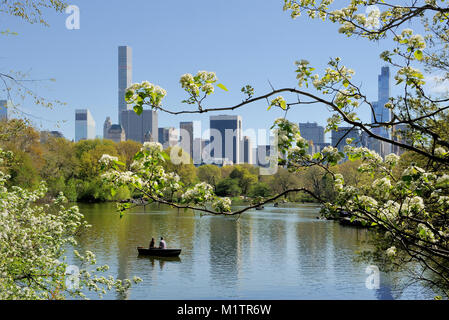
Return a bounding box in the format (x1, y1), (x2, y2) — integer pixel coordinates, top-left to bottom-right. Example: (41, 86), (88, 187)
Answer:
(243, 136), (253, 164)
(0, 100), (11, 120)
(103, 117), (112, 139)
(158, 127), (178, 149)
(193, 138), (207, 165)
(299, 122), (326, 154)
(371, 66), (392, 156)
(257, 145), (273, 167)
(209, 115), (242, 164)
(299, 122), (324, 143)
(118, 46), (132, 125)
(180, 121), (194, 160)
(75, 109), (96, 142)
(331, 127), (361, 152)
(106, 124), (126, 143)
(121, 109), (158, 143)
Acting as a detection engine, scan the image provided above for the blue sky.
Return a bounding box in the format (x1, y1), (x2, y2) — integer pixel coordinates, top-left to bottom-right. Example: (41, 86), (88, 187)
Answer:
(0, 0), (398, 143)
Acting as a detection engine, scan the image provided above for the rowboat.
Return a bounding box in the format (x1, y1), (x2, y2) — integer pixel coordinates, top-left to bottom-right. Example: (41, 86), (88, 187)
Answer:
(137, 247), (182, 257)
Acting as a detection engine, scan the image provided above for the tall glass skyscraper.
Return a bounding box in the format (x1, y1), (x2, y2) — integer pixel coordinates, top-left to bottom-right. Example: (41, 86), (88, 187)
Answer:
(371, 66), (392, 156)
(372, 66), (391, 138)
(180, 121), (194, 160)
(209, 115), (242, 164)
(118, 46), (132, 125)
(75, 109), (96, 142)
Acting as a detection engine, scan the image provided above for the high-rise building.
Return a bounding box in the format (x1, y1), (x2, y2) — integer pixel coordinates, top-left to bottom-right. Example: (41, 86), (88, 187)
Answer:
(243, 136), (253, 164)
(106, 124), (126, 143)
(299, 122), (324, 144)
(180, 121), (194, 160)
(392, 124), (410, 156)
(103, 117), (112, 139)
(121, 109), (157, 143)
(257, 145), (273, 167)
(75, 109), (96, 142)
(299, 122), (325, 154)
(118, 46), (132, 125)
(331, 127), (361, 152)
(371, 66), (392, 156)
(158, 127), (178, 149)
(40, 131), (64, 143)
(209, 115), (242, 164)
(193, 138), (209, 166)
(0, 100), (12, 120)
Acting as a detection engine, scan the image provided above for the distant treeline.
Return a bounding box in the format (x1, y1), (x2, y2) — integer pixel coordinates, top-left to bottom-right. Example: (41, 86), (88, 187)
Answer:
(0, 118), (420, 203)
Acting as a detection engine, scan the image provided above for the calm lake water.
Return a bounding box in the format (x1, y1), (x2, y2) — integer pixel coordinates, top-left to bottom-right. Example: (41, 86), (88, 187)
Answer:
(70, 202), (432, 300)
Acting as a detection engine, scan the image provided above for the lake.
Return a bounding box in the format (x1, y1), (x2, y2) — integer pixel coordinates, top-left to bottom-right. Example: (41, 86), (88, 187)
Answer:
(70, 202), (433, 300)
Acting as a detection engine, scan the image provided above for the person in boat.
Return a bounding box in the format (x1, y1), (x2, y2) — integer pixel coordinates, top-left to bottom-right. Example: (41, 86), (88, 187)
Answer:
(149, 238), (155, 249)
(159, 237), (167, 249)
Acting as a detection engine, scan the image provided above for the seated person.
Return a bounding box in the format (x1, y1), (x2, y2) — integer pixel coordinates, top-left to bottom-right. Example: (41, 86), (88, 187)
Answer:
(149, 237), (155, 249)
(159, 237), (167, 249)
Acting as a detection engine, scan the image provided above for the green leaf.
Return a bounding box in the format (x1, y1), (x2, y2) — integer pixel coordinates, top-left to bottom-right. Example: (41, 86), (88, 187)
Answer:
(133, 105), (143, 115)
(217, 83), (228, 91)
(161, 152), (171, 161)
(414, 50), (423, 60)
(280, 100), (287, 110)
(342, 79), (349, 87)
(111, 188), (117, 197)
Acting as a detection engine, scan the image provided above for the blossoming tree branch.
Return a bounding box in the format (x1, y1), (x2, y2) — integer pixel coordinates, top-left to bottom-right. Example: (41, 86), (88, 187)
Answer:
(98, 1), (449, 297)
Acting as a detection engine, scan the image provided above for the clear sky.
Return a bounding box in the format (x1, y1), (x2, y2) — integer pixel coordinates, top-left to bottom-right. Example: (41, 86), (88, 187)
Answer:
(0, 0), (400, 143)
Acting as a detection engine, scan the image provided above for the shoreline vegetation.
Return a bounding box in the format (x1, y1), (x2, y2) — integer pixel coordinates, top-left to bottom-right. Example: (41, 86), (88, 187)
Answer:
(0, 118), (342, 205)
(0, 117), (416, 225)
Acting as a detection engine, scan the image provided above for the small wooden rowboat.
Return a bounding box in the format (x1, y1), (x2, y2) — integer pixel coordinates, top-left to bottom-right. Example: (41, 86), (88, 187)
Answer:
(137, 247), (182, 257)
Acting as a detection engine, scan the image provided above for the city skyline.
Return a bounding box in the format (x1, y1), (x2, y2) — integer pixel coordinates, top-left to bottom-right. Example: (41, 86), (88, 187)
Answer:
(0, 1), (405, 142)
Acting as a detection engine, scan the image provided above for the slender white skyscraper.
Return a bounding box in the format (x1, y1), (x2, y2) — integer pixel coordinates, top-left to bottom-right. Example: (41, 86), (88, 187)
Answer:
(118, 46), (132, 125)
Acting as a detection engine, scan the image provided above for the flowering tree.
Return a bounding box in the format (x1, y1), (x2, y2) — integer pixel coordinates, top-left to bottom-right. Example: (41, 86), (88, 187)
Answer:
(100, 1), (449, 297)
(0, 148), (141, 299)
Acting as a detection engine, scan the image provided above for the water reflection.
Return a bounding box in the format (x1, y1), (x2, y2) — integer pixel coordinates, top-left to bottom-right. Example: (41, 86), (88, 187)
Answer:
(70, 203), (431, 300)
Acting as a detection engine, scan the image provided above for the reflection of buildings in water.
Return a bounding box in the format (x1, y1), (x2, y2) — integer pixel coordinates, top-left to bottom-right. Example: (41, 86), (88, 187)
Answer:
(116, 214), (132, 300)
(208, 217), (240, 289)
(295, 222), (330, 270)
(375, 277), (394, 300)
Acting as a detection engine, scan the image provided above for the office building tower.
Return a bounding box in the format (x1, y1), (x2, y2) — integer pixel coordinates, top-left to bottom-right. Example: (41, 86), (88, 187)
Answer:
(0, 100), (12, 120)
(252, 148), (257, 167)
(331, 127), (361, 153)
(180, 121), (194, 160)
(299, 122), (325, 144)
(75, 109), (96, 142)
(158, 127), (178, 149)
(121, 109), (157, 143)
(243, 136), (253, 164)
(371, 66), (392, 156)
(209, 115), (242, 164)
(193, 138), (208, 165)
(392, 124), (410, 156)
(257, 145), (273, 167)
(103, 117), (112, 139)
(118, 46), (132, 125)
(40, 131), (64, 143)
(106, 124), (126, 143)
(299, 122), (325, 154)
